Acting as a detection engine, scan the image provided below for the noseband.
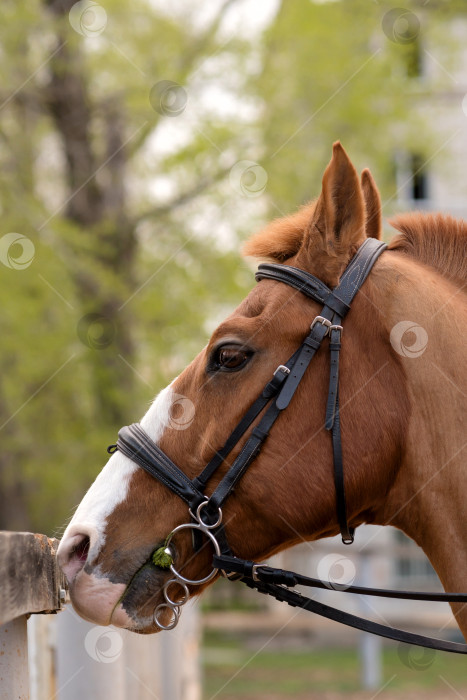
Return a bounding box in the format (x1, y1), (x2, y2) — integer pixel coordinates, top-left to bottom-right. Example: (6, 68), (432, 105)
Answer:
(109, 238), (467, 654)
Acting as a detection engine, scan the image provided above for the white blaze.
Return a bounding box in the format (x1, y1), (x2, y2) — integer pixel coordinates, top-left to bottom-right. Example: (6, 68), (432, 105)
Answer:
(58, 383), (175, 557)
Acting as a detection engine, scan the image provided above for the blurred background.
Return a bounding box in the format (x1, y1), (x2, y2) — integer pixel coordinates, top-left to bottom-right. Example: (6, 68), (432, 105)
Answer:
(1, 0), (466, 698)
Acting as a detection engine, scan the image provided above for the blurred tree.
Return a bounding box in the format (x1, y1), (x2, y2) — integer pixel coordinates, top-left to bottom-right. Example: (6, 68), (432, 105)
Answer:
(253, 0), (456, 214)
(2, 0), (464, 534)
(0, 0), (253, 532)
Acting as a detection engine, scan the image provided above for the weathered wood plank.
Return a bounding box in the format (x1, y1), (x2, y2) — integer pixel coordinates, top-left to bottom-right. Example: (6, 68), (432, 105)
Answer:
(0, 532), (67, 625)
(28, 615), (57, 700)
(0, 616), (29, 699)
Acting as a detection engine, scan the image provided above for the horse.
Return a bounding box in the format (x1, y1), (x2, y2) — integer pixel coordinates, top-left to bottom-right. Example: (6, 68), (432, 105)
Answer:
(57, 143), (467, 641)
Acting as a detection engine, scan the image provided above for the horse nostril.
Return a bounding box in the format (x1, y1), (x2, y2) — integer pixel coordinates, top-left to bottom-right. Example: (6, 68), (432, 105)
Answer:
(58, 533), (92, 584)
(72, 535), (90, 563)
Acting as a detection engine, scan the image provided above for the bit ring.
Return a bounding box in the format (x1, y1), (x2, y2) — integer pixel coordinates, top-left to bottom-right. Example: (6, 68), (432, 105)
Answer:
(153, 603), (179, 631)
(164, 579), (190, 607)
(165, 523), (221, 585)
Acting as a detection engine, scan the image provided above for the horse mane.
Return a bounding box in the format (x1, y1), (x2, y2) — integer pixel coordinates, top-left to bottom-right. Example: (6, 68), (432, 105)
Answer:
(244, 205), (467, 290)
(242, 203), (316, 263)
(388, 212), (467, 288)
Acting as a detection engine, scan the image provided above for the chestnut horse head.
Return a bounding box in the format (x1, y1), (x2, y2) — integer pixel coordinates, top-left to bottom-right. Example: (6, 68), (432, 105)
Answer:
(58, 143), (467, 638)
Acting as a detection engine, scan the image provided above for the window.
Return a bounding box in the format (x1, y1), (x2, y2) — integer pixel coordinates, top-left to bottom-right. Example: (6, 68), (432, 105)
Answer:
(410, 153), (428, 200)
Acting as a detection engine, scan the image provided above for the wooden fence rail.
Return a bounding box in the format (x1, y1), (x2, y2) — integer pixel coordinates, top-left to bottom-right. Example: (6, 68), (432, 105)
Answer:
(0, 531), (201, 700)
(0, 532), (66, 625)
(0, 532), (66, 699)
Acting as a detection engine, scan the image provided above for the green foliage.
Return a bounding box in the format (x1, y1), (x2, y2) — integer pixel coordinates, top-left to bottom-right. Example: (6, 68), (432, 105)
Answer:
(0, 0), (252, 533)
(254, 0), (437, 213)
(152, 545), (173, 570)
(1, 0), (461, 535)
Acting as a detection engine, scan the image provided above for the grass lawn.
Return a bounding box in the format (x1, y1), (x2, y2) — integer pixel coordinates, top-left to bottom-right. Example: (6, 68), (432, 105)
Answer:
(202, 629), (467, 699)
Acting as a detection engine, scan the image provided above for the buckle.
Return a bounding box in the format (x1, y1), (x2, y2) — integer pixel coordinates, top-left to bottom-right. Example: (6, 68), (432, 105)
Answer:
(310, 316), (332, 335)
(251, 564), (260, 582)
(329, 324), (343, 335)
(274, 364), (290, 377)
(263, 365), (290, 399)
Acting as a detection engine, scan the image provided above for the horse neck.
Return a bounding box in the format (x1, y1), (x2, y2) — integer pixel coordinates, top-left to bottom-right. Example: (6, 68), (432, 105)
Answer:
(373, 252), (467, 637)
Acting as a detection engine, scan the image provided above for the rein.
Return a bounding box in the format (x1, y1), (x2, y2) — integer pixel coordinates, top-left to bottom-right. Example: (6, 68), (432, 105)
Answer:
(109, 238), (467, 653)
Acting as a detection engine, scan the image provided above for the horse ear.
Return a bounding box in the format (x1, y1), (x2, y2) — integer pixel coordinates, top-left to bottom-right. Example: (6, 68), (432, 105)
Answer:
(296, 142), (366, 285)
(361, 168), (382, 240)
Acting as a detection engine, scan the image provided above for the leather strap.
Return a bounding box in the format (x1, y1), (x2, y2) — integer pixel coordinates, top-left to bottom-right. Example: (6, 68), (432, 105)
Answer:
(258, 240), (387, 542)
(116, 424), (205, 510)
(256, 264), (350, 316)
(335, 237), (388, 303)
(193, 362), (293, 492)
(256, 238), (387, 311)
(330, 393), (354, 543)
(249, 579), (467, 654)
(325, 325), (341, 430)
(214, 554), (467, 602)
(276, 321), (329, 410)
(208, 400), (282, 511)
(214, 555), (467, 655)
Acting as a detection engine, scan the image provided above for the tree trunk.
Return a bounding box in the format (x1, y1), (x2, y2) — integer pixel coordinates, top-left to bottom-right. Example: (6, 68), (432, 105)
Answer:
(43, 4), (138, 424)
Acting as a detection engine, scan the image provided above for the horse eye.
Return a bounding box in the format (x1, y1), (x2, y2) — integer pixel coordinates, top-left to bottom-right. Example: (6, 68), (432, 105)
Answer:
(214, 346), (251, 371)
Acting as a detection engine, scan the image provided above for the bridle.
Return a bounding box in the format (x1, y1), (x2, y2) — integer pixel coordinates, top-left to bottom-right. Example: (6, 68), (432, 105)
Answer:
(109, 238), (467, 654)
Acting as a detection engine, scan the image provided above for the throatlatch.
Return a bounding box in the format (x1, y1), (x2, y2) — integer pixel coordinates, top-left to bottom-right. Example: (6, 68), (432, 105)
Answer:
(110, 238), (467, 654)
